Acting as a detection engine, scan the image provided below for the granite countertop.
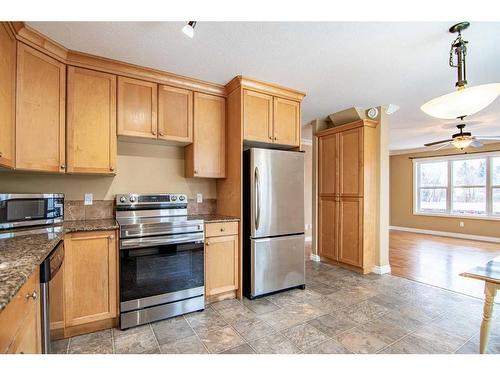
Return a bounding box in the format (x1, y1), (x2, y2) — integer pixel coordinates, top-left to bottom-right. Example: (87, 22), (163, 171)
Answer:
(0, 219), (118, 313)
(189, 214), (240, 223)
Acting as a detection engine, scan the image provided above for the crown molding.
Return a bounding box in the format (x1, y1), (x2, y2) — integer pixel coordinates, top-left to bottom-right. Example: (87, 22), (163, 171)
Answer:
(225, 75), (306, 101)
(7, 22), (226, 97)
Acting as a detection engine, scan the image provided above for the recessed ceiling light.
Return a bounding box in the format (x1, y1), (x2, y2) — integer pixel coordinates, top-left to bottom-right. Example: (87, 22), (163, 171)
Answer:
(182, 21), (196, 39)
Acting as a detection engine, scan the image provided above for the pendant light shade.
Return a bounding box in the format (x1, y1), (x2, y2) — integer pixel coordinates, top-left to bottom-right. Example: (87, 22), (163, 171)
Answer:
(421, 83), (500, 119)
(421, 22), (500, 120)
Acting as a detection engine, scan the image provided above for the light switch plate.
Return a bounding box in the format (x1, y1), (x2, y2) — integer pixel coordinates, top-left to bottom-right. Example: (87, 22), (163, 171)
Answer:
(197, 193), (203, 203)
(84, 193), (93, 206)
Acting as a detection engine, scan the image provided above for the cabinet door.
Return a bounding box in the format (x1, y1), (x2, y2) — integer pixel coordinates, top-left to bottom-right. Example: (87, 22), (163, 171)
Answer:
(0, 23), (16, 169)
(186, 93), (226, 178)
(0, 269), (41, 354)
(158, 85), (193, 143)
(205, 235), (238, 296)
(243, 89), (273, 143)
(117, 76), (157, 139)
(318, 196), (337, 261)
(337, 197), (363, 267)
(67, 67), (117, 174)
(64, 231), (118, 328)
(16, 43), (65, 172)
(318, 133), (338, 195)
(273, 97), (300, 146)
(338, 127), (363, 196)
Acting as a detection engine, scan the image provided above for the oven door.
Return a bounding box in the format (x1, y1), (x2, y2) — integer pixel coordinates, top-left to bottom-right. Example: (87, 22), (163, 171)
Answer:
(119, 235), (204, 312)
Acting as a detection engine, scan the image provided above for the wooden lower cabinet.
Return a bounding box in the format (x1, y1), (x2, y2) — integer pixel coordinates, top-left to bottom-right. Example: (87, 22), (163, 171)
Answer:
(0, 269), (41, 354)
(205, 222), (239, 301)
(319, 196), (366, 271)
(63, 230), (118, 335)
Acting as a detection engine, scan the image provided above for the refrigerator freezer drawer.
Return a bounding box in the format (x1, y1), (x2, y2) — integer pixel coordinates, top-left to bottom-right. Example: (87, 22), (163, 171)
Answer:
(251, 234), (305, 297)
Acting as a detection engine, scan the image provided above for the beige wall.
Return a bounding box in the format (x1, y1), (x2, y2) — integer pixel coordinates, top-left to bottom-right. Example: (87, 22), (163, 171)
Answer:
(302, 143), (313, 239)
(0, 140), (216, 200)
(390, 142), (500, 238)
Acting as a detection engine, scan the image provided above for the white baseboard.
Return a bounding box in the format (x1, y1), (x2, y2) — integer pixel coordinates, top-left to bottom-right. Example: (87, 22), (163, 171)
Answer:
(305, 236), (312, 242)
(309, 254), (321, 262)
(389, 226), (500, 244)
(372, 264), (391, 274)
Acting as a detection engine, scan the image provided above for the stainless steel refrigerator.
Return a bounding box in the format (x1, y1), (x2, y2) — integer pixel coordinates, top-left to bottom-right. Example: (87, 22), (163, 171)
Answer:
(243, 148), (305, 299)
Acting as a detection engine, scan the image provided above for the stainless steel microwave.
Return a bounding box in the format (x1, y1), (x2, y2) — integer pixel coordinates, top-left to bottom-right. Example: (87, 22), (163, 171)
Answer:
(0, 193), (64, 230)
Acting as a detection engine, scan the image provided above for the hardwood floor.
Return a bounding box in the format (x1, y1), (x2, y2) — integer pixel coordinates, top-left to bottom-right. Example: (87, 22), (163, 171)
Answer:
(390, 230), (500, 300)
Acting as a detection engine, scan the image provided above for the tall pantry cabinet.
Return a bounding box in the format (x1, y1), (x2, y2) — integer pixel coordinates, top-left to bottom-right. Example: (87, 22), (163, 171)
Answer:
(316, 120), (379, 274)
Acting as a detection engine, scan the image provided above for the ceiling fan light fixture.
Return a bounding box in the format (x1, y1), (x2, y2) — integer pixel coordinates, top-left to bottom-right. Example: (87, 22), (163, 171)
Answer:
(451, 137), (473, 149)
(421, 83), (500, 120)
(182, 21), (196, 38)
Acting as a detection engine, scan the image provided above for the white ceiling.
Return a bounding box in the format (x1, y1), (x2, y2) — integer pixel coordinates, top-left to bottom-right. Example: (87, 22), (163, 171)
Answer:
(27, 22), (500, 151)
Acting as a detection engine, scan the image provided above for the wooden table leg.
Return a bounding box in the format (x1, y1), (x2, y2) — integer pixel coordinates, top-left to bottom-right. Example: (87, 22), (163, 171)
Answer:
(479, 282), (497, 354)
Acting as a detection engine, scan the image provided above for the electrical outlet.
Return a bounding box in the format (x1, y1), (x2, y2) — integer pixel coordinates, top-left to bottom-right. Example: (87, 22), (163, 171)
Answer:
(459, 221), (465, 227)
(84, 193), (93, 206)
(196, 193), (203, 203)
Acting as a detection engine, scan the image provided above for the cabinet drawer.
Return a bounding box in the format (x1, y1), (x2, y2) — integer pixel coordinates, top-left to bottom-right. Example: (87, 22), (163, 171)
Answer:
(0, 269), (40, 353)
(205, 221), (238, 237)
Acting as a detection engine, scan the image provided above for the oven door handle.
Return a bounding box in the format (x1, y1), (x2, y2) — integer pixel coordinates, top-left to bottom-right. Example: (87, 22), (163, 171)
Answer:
(120, 233), (204, 249)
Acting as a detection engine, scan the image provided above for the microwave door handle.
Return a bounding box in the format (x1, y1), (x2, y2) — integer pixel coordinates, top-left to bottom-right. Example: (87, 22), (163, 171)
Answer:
(255, 166), (261, 231)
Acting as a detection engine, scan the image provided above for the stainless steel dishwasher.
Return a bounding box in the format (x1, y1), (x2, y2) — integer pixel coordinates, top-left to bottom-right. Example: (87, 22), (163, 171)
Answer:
(40, 240), (64, 354)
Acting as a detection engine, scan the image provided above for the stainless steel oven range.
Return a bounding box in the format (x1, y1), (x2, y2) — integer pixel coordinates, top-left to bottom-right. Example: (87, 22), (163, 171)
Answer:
(115, 193), (205, 330)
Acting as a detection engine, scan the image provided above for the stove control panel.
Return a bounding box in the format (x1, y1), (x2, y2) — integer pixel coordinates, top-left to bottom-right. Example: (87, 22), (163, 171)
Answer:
(115, 193), (188, 207)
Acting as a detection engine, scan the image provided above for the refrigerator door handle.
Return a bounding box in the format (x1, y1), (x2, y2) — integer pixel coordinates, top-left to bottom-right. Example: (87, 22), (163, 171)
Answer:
(255, 166), (261, 231)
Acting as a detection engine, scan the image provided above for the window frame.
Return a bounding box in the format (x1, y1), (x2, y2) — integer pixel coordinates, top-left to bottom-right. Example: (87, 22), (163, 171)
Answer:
(413, 152), (500, 221)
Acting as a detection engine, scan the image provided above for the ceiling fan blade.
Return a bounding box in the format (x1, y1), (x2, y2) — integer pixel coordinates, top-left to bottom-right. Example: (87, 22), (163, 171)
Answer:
(470, 140), (483, 148)
(432, 142), (453, 151)
(474, 136), (500, 140)
(424, 139), (453, 146)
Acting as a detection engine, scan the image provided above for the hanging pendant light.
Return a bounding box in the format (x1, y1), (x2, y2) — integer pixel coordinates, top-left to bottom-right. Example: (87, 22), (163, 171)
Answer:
(421, 22), (500, 120)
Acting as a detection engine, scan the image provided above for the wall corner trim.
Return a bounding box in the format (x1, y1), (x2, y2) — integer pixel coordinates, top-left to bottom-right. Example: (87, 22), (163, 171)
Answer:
(309, 254), (321, 262)
(371, 264), (391, 274)
(389, 226), (500, 244)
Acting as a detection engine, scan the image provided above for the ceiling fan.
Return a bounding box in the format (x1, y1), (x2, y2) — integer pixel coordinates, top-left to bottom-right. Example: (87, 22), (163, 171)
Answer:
(424, 122), (500, 150)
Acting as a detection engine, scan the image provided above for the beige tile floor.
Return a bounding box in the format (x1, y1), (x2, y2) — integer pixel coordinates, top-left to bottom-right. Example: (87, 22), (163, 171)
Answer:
(53, 260), (500, 354)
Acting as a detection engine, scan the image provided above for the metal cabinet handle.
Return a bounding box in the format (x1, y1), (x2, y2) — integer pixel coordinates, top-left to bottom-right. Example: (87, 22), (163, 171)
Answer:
(152, 129), (157, 135)
(194, 170), (198, 175)
(255, 166), (261, 230)
(108, 235), (114, 240)
(268, 136), (272, 140)
(110, 166), (114, 171)
(220, 227), (225, 232)
(159, 131), (164, 136)
(206, 241), (210, 246)
(274, 136), (277, 140)
(26, 291), (37, 301)
(0, 151), (3, 157)
(60, 164), (66, 169)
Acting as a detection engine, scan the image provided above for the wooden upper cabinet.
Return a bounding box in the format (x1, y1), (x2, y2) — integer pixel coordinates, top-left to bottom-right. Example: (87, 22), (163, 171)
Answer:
(158, 85), (193, 143)
(67, 67), (117, 174)
(185, 93), (226, 178)
(64, 231), (118, 328)
(16, 43), (65, 173)
(318, 133), (338, 195)
(338, 127), (363, 196)
(273, 97), (300, 146)
(117, 76), (157, 139)
(243, 89), (273, 143)
(0, 23), (16, 169)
